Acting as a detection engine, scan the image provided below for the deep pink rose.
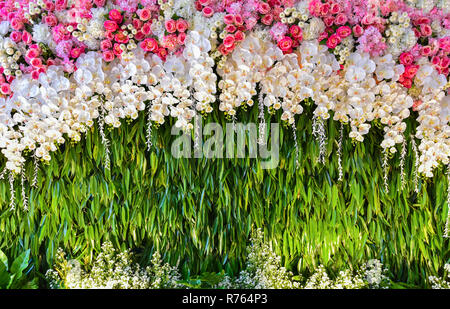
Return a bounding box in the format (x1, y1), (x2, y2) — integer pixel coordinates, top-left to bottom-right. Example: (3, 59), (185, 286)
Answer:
(108, 9), (123, 23)
(104, 20), (118, 32)
(336, 26), (351, 38)
(326, 33), (341, 49)
(277, 36), (293, 52)
(399, 52), (413, 65)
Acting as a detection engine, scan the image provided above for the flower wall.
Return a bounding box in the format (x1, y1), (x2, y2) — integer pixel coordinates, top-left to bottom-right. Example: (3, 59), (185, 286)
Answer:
(0, 1), (449, 229)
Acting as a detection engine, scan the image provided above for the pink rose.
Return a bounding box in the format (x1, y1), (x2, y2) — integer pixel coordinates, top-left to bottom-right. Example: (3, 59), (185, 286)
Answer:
(223, 34), (235, 48)
(431, 56), (441, 66)
(399, 52), (413, 65)
(177, 32), (186, 45)
(0, 83), (11, 95)
(102, 50), (115, 62)
(134, 31), (145, 40)
(278, 36), (293, 52)
(420, 24), (432, 37)
(261, 14), (273, 25)
(234, 14), (243, 25)
(176, 19), (189, 32)
(165, 19), (177, 33)
(353, 25), (364, 37)
(318, 31), (329, 41)
(319, 3), (330, 16)
(70, 47), (83, 58)
(335, 13), (347, 25)
(10, 31), (21, 43)
(104, 20), (118, 32)
(403, 65), (419, 79)
(140, 38), (158, 52)
(202, 6), (214, 18)
(331, 3), (341, 14)
(420, 45), (432, 57)
(31, 58), (42, 68)
(225, 24), (237, 33)
(114, 31), (129, 44)
(289, 25), (303, 39)
(31, 70), (40, 80)
(258, 2), (271, 14)
(22, 31), (32, 44)
(224, 14), (234, 25)
(218, 43), (229, 55)
(326, 33), (341, 49)
(137, 8), (151, 21)
(141, 23), (152, 35)
(26, 49), (39, 59)
(323, 16), (335, 27)
(336, 26), (351, 38)
(234, 30), (245, 42)
(113, 43), (123, 56)
(93, 0), (105, 7)
(44, 15), (58, 27)
(10, 18), (24, 31)
(100, 39), (112, 51)
(108, 9), (123, 23)
(132, 19), (143, 30)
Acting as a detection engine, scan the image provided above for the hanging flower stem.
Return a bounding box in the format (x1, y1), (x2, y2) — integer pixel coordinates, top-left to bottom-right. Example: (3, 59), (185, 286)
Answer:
(98, 106), (111, 171)
(312, 116), (327, 164)
(382, 149), (389, 194)
(9, 171), (15, 210)
(337, 122), (344, 181)
(444, 164), (450, 238)
(411, 135), (419, 193)
(257, 92), (266, 146)
(146, 102), (153, 151)
(291, 121), (299, 170)
(32, 153), (39, 188)
(399, 136), (407, 191)
(21, 165), (28, 211)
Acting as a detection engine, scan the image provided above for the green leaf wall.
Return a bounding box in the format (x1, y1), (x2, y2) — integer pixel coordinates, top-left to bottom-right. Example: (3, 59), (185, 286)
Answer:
(0, 106), (448, 286)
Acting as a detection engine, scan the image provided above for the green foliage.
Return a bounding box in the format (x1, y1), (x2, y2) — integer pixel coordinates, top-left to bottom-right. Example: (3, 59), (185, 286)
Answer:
(0, 249), (38, 289)
(0, 105), (448, 287)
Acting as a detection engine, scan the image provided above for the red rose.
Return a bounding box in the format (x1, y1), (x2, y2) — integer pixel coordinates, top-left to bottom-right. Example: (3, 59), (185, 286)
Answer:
(403, 65), (419, 79)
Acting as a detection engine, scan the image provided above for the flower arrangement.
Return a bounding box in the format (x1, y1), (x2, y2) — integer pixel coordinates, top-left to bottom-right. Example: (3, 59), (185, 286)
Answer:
(0, 0), (449, 223)
(46, 241), (183, 289)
